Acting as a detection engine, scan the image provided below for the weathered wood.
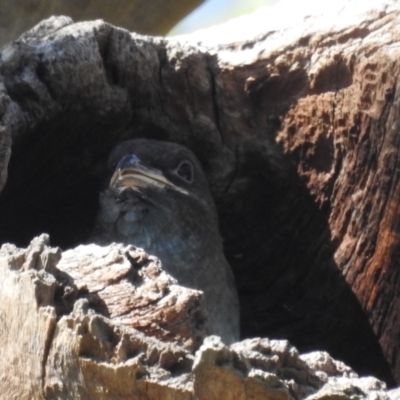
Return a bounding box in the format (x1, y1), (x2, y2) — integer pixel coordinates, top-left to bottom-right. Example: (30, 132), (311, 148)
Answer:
(58, 243), (208, 350)
(0, 0), (400, 388)
(0, 236), (58, 399)
(1, 234), (388, 399)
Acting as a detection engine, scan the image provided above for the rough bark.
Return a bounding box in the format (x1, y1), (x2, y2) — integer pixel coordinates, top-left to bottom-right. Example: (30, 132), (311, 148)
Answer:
(0, 0), (400, 390)
(0, 0), (203, 46)
(0, 235), (391, 399)
(59, 243), (208, 350)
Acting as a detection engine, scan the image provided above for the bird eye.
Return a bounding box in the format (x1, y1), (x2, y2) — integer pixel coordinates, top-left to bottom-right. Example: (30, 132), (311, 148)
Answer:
(176, 161), (194, 183)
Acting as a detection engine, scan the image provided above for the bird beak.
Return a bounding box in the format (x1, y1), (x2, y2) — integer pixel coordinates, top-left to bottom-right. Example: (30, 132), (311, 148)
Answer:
(109, 154), (188, 195)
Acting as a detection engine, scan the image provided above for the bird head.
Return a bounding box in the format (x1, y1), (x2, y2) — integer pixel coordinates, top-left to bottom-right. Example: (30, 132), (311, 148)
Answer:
(107, 139), (216, 214)
(110, 153), (189, 196)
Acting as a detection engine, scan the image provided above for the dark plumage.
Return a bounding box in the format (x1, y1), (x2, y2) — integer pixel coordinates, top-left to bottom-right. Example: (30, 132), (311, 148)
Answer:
(90, 139), (240, 344)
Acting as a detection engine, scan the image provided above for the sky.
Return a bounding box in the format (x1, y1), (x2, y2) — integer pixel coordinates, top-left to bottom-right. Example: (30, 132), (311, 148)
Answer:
(169, 0), (280, 35)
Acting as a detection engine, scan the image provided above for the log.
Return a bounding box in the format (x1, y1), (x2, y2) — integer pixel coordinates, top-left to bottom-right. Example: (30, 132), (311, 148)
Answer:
(0, 235), (391, 398)
(0, 0), (400, 391)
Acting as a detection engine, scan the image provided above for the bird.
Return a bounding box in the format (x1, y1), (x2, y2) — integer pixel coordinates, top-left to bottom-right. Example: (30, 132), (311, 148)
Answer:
(90, 138), (240, 344)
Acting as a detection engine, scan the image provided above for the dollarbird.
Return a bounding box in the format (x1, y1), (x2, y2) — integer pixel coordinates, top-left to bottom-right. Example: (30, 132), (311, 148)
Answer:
(90, 139), (240, 344)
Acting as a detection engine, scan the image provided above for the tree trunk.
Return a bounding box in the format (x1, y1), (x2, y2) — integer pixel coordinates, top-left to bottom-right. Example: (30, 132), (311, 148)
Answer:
(0, 0), (400, 394)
